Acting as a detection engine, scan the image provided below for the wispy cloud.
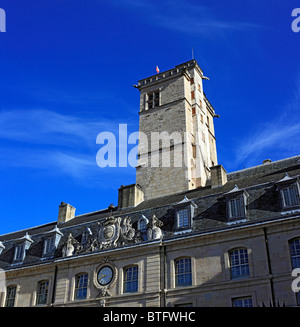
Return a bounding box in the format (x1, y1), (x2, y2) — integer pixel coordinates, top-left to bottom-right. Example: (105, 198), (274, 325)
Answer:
(233, 74), (300, 168)
(0, 109), (118, 147)
(0, 109), (136, 184)
(106, 0), (262, 35)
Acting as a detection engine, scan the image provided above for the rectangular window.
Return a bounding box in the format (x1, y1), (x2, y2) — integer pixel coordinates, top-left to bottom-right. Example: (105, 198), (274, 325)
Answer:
(282, 184), (300, 207)
(230, 248), (250, 279)
(177, 208), (190, 228)
(74, 273), (88, 300)
(232, 296), (253, 307)
(190, 78), (194, 85)
(192, 107), (196, 115)
(175, 258), (192, 287)
(229, 196), (245, 219)
(191, 91), (195, 100)
(36, 280), (49, 305)
(5, 286), (17, 307)
(147, 90), (159, 110)
(14, 244), (24, 261)
(290, 239), (300, 269)
(124, 266), (138, 293)
(44, 237), (55, 254)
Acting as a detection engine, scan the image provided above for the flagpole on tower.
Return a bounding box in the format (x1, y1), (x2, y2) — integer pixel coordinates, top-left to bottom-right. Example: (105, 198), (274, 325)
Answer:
(192, 48), (194, 60)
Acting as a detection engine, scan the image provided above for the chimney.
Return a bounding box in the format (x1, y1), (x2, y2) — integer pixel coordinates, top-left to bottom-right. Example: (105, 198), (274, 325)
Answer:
(58, 202), (76, 224)
(263, 159), (272, 165)
(210, 165), (228, 188)
(118, 184), (144, 209)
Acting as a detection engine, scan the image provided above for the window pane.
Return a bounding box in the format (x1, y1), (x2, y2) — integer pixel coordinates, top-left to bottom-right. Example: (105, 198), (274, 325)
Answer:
(232, 297), (253, 307)
(124, 266), (138, 293)
(230, 249), (249, 279)
(283, 185), (300, 207)
(290, 239), (300, 269)
(75, 273), (88, 300)
(5, 286), (17, 307)
(175, 258), (192, 287)
(37, 280), (49, 305)
(229, 196), (244, 219)
(177, 209), (189, 228)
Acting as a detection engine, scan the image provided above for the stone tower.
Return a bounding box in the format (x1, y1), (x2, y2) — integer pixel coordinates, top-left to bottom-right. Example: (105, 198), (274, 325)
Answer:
(135, 60), (218, 201)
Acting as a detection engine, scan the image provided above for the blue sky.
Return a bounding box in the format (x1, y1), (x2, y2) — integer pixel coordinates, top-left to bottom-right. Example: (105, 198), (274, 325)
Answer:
(0, 0), (299, 234)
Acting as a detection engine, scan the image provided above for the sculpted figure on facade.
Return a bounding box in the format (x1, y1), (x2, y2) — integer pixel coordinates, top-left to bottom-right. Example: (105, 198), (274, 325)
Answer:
(62, 233), (79, 257)
(147, 214), (163, 240)
(119, 216), (139, 246)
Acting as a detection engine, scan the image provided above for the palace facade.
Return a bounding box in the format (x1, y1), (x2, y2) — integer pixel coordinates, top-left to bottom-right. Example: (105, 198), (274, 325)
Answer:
(0, 60), (300, 307)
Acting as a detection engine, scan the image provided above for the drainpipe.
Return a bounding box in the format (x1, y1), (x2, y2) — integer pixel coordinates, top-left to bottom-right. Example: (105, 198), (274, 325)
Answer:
(51, 265), (58, 306)
(263, 227), (275, 306)
(159, 243), (167, 307)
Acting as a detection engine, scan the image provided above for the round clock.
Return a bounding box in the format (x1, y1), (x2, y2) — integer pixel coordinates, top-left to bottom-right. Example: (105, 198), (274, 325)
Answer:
(97, 266), (114, 286)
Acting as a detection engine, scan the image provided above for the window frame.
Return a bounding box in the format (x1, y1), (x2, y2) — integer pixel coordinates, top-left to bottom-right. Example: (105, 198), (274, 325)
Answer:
(5, 285), (17, 307)
(276, 175), (300, 210)
(229, 248), (250, 280)
(280, 183), (300, 209)
(74, 273), (88, 301)
(173, 197), (197, 232)
(123, 265), (139, 294)
(14, 243), (25, 262)
(174, 257), (192, 288)
(36, 280), (49, 306)
(137, 216), (149, 241)
(44, 236), (55, 255)
(146, 89), (160, 110)
(289, 238), (300, 269)
(225, 186), (248, 221)
(232, 296), (253, 307)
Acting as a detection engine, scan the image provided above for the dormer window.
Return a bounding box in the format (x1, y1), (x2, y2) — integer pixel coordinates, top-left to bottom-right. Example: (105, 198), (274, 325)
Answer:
(173, 196), (197, 231)
(81, 228), (92, 245)
(14, 244), (25, 261)
(276, 174), (300, 209)
(138, 215), (149, 241)
(228, 196), (244, 219)
(0, 241), (5, 255)
(177, 208), (189, 228)
(44, 237), (55, 255)
(43, 226), (63, 257)
(225, 185), (248, 221)
(13, 233), (33, 263)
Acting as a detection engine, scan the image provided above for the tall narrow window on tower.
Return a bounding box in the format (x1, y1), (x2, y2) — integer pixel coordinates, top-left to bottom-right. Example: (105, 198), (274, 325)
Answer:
(147, 90), (160, 110)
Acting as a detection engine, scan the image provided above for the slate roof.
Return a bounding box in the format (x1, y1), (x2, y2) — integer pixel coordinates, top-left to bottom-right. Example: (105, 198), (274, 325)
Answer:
(1, 155), (300, 270)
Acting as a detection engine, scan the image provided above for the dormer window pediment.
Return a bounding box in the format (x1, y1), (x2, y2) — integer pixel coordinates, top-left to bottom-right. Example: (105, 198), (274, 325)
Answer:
(13, 232), (34, 263)
(276, 174), (300, 209)
(43, 226), (63, 256)
(224, 185), (249, 221)
(0, 241), (5, 255)
(173, 196), (197, 231)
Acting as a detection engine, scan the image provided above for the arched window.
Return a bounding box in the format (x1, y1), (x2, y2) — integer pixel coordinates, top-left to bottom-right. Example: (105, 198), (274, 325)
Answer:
(81, 228), (92, 245)
(138, 216), (148, 241)
(74, 273), (88, 300)
(123, 265), (138, 293)
(175, 257), (192, 287)
(229, 248), (249, 279)
(289, 238), (300, 269)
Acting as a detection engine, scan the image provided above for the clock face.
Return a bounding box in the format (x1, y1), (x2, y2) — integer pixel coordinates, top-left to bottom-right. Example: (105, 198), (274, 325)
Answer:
(97, 266), (113, 286)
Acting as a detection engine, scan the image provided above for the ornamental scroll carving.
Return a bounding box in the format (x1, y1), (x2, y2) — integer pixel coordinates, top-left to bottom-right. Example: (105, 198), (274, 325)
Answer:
(62, 215), (141, 257)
